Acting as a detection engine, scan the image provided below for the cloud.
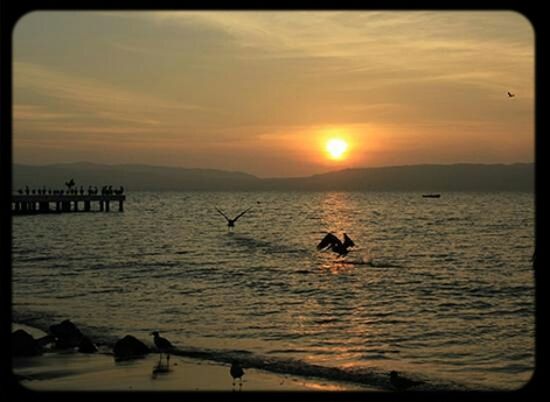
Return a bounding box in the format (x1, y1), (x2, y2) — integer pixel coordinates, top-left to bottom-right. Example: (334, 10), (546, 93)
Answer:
(12, 11), (534, 174)
(14, 62), (212, 126)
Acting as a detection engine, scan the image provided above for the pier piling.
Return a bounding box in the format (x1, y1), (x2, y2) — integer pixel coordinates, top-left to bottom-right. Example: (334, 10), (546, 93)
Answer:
(12, 194), (126, 215)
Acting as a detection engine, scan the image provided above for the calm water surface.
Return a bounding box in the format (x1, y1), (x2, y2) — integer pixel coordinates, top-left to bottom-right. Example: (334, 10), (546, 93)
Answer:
(12, 191), (535, 390)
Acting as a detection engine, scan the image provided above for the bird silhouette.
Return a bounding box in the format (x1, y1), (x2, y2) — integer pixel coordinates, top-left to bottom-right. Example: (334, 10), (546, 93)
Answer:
(215, 207), (252, 231)
(65, 178), (75, 190)
(151, 331), (174, 366)
(317, 232), (355, 257)
(389, 371), (423, 391)
(230, 361), (245, 390)
(507, 91), (515, 97)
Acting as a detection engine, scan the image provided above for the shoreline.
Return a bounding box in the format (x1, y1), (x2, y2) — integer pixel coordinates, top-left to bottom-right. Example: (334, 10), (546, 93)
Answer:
(12, 323), (381, 392)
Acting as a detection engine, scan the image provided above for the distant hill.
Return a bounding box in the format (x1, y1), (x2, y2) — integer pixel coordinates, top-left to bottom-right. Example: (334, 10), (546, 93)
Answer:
(12, 162), (534, 192)
(12, 162), (261, 191)
(260, 163), (534, 192)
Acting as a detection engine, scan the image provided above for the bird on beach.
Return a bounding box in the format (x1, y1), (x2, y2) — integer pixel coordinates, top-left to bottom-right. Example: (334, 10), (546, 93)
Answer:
(151, 331), (174, 366)
(389, 371), (423, 391)
(507, 91), (515, 97)
(317, 232), (355, 257)
(230, 361), (245, 390)
(215, 207), (252, 231)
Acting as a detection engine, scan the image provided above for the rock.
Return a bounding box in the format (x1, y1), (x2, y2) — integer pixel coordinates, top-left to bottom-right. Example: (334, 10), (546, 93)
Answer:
(12, 329), (42, 357)
(49, 320), (83, 349)
(36, 335), (56, 348)
(78, 336), (98, 353)
(113, 335), (150, 360)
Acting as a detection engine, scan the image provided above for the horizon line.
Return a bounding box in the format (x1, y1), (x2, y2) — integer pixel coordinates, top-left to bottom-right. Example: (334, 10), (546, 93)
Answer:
(13, 160), (535, 180)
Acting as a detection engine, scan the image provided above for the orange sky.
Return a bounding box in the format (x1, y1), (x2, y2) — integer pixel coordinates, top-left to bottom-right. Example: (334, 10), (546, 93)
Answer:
(13, 11), (534, 177)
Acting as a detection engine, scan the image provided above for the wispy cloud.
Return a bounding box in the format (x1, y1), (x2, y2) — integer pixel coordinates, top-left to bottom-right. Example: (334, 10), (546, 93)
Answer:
(14, 62), (213, 130)
(14, 104), (76, 121)
(13, 11), (534, 173)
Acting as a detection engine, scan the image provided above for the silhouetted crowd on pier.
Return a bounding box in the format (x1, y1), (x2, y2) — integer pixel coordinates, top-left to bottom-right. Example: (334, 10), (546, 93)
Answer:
(15, 180), (124, 196)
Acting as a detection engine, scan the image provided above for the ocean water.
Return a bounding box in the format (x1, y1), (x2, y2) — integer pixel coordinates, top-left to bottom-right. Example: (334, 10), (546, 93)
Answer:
(11, 191), (535, 390)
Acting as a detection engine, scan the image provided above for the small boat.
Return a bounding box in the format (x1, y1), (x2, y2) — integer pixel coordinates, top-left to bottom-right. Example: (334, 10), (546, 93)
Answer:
(422, 194), (441, 198)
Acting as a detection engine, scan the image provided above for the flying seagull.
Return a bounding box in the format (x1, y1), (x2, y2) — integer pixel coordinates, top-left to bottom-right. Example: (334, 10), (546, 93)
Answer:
(317, 232), (355, 257)
(389, 371), (423, 391)
(215, 207), (252, 231)
(151, 331), (174, 366)
(507, 91), (515, 97)
(230, 361), (245, 390)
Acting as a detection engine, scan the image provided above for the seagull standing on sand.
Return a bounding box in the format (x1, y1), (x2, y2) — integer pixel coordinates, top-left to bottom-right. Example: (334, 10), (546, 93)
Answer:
(151, 331), (174, 366)
(317, 232), (356, 257)
(230, 361), (245, 390)
(215, 207), (252, 232)
(389, 371), (423, 391)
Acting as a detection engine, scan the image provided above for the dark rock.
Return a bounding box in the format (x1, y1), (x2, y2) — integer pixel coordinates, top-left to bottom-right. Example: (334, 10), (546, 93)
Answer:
(113, 335), (150, 360)
(36, 335), (56, 348)
(78, 336), (98, 353)
(12, 329), (42, 357)
(49, 320), (83, 349)
(389, 371), (424, 391)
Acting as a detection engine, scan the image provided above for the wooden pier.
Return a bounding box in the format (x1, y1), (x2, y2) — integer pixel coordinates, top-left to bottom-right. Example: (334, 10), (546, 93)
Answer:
(12, 194), (126, 215)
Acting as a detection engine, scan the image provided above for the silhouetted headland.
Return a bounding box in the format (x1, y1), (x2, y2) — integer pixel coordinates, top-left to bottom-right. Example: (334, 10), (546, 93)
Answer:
(13, 162), (533, 192)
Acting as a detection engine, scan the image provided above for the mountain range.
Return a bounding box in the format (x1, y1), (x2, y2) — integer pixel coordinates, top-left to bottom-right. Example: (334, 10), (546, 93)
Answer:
(12, 162), (534, 192)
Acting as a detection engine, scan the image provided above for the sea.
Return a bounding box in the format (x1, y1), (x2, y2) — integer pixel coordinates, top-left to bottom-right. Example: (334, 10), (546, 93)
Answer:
(11, 191), (535, 391)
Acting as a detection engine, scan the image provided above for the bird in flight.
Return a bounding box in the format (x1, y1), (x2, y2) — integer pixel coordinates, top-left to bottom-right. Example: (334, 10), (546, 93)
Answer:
(507, 91), (515, 97)
(317, 232), (356, 257)
(151, 331), (174, 367)
(215, 207), (252, 231)
(230, 361), (245, 390)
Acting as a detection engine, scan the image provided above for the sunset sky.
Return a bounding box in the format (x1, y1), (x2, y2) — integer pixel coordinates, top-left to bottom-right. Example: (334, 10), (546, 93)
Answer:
(13, 11), (534, 177)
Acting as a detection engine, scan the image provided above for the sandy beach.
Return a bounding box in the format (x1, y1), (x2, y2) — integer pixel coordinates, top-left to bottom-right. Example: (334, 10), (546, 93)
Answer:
(12, 323), (379, 392)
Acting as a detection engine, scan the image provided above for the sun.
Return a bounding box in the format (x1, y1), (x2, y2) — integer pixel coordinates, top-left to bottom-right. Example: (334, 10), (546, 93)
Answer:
(326, 138), (348, 160)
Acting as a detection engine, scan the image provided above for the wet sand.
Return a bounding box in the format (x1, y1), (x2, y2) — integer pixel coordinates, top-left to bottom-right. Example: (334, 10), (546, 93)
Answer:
(12, 323), (380, 392)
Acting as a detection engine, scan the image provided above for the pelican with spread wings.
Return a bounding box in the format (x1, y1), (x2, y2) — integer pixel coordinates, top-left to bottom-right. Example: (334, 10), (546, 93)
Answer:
(317, 232), (356, 257)
(215, 207), (252, 231)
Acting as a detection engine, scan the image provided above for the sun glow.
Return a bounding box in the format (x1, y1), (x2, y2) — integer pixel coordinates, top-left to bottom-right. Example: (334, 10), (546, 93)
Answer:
(326, 138), (348, 160)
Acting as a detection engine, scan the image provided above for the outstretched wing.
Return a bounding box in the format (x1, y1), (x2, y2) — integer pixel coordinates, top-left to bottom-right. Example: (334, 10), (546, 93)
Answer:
(343, 233), (355, 248)
(232, 207), (252, 222)
(317, 233), (341, 250)
(215, 207), (230, 222)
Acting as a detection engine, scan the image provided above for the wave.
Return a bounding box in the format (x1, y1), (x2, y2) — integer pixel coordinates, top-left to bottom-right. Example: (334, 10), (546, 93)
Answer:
(153, 345), (470, 391)
(15, 255), (57, 263)
(335, 258), (404, 268)
(224, 234), (310, 258)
